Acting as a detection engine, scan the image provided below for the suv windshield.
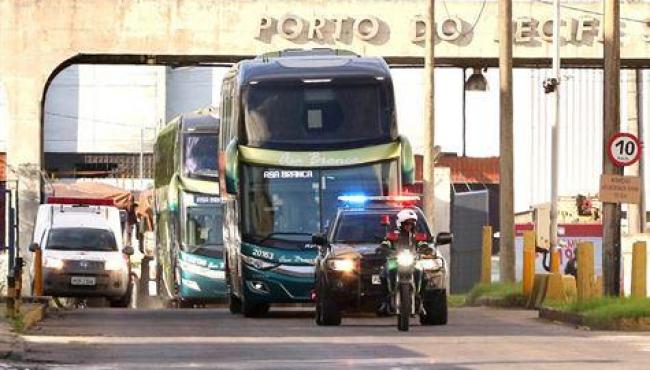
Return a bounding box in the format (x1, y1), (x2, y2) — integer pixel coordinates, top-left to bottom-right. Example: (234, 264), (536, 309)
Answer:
(47, 228), (118, 252)
(241, 161), (398, 249)
(333, 210), (431, 244)
(183, 133), (218, 178)
(243, 80), (392, 149)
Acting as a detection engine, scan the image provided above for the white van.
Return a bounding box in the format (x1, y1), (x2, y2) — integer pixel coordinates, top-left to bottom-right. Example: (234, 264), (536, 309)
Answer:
(30, 197), (134, 307)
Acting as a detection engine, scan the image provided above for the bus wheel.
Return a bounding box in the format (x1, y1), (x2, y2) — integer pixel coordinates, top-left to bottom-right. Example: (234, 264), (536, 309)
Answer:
(242, 300), (269, 318)
(229, 292), (242, 314)
(178, 299), (193, 309)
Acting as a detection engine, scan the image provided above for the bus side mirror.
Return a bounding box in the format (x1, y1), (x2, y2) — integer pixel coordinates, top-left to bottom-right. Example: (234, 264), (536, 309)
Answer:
(29, 243), (40, 252)
(311, 233), (327, 246)
(225, 138), (239, 195)
(435, 232), (453, 246)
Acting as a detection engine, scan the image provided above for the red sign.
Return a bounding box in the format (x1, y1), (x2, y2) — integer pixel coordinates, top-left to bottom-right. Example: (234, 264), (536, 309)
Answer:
(607, 132), (642, 167)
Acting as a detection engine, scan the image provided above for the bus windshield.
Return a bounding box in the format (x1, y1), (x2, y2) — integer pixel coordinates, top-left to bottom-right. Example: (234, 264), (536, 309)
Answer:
(182, 205), (224, 252)
(241, 161), (398, 249)
(183, 134), (218, 179)
(243, 80), (392, 149)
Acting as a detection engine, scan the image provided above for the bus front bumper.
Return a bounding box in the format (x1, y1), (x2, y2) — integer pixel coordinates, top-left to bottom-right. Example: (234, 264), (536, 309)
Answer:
(242, 264), (315, 304)
(178, 268), (228, 301)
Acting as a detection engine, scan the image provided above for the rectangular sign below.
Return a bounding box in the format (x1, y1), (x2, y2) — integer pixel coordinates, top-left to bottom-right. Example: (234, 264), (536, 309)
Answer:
(599, 174), (642, 204)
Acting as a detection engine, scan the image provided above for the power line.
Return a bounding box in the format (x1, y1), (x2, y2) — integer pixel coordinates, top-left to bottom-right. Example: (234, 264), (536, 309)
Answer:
(44, 111), (159, 129)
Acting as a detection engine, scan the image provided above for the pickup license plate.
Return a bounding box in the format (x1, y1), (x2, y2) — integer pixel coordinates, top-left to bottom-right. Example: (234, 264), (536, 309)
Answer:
(372, 274), (381, 285)
(71, 276), (96, 286)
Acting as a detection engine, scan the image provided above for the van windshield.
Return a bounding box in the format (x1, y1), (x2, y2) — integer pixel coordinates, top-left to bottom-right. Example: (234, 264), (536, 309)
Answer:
(47, 228), (118, 252)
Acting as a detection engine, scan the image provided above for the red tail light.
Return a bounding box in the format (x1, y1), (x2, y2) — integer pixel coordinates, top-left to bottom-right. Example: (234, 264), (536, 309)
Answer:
(415, 232), (429, 242)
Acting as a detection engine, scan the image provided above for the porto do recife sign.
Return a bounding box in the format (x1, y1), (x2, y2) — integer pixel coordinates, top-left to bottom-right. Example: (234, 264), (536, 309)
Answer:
(600, 133), (643, 204)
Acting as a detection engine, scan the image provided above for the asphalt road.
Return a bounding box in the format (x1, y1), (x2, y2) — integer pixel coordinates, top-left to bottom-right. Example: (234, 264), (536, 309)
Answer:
(4, 306), (650, 370)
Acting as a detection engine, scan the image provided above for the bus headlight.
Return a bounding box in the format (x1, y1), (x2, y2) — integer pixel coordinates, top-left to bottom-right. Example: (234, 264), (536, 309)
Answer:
(396, 250), (415, 267)
(417, 258), (443, 271)
(241, 254), (278, 270)
(43, 257), (64, 270)
(327, 258), (355, 272)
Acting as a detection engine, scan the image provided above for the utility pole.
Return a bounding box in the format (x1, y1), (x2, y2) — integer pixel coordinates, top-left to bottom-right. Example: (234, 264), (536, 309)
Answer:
(626, 70), (645, 234)
(549, 0), (561, 271)
(638, 70), (647, 232)
(423, 0), (436, 225)
(499, 0), (515, 282)
(602, 0), (622, 296)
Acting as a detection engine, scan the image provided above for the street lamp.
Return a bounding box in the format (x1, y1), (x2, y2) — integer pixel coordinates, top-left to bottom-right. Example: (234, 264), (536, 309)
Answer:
(462, 67), (489, 156)
(465, 67), (489, 92)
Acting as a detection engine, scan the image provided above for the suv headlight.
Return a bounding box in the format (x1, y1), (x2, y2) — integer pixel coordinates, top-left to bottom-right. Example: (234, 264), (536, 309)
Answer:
(417, 258), (443, 271)
(327, 258), (356, 272)
(43, 257), (64, 270)
(241, 254), (278, 270)
(105, 256), (125, 271)
(396, 250), (415, 267)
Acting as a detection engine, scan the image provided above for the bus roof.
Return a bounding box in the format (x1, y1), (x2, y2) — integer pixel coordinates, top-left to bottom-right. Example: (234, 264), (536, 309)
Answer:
(179, 107), (220, 133)
(233, 49), (392, 85)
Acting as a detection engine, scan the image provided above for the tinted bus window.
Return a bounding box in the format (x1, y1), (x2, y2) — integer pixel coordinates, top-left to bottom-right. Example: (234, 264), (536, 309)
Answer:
(243, 81), (392, 149)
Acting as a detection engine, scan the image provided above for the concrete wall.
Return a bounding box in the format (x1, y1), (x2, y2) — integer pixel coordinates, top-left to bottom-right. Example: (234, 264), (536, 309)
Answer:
(45, 65), (165, 153)
(0, 81), (6, 154)
(165, 67), (228, 121)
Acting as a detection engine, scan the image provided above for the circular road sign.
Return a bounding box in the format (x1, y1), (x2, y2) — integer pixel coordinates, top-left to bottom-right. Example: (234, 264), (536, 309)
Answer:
(607, 132), (642, 167)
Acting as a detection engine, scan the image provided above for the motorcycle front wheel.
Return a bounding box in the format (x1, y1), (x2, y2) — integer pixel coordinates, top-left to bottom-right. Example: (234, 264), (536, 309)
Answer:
(398, 283), (411, 331)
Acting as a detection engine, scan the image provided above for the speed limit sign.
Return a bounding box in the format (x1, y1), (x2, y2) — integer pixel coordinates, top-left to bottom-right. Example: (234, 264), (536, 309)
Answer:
(607, 133), (642, 167)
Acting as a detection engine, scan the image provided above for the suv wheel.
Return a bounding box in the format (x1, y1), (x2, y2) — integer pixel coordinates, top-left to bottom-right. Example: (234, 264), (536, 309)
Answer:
(315, 277), (341, 326)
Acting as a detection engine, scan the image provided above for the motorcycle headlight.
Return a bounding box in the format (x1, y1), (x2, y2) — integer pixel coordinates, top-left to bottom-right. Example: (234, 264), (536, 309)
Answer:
(417, 258), (443, 271)
(396, 250), (415, 267)
(43, 257), (64, 270)
(327, 258), (356, 272)
(105, 256), (125, 271)
(241, 254), (278, 270)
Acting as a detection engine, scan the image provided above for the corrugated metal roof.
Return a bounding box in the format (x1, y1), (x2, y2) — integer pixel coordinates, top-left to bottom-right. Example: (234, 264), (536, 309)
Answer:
(437, 155), (500, 184)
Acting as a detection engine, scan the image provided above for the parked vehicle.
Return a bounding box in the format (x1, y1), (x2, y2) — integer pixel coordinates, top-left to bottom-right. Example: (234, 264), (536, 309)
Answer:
(30, 197), (135, 307)
(312, 196), (451, 330)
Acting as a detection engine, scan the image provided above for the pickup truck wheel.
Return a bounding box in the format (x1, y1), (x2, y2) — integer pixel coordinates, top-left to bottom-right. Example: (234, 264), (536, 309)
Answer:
(316, 278), (341, 326)
(420, 289), (448, 325)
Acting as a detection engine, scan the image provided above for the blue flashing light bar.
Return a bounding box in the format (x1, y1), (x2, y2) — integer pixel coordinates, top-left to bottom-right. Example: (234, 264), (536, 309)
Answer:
(337, 195), (421, 206)
(338, 194), (368, 204)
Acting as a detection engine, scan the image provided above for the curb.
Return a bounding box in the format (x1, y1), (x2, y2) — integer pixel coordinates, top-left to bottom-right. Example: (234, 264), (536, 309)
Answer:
(0, 300), (49, 362)
(539, 307), (650, 331)
(468, 295), (528, 309)
(538, 307), (583, 326)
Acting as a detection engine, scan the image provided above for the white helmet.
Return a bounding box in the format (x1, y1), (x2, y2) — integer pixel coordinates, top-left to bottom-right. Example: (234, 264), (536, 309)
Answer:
(396, 209), (418, 229)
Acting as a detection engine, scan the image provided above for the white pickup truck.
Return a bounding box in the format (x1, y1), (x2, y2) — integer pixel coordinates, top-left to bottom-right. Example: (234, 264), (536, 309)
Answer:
(30, 197), (135, 307)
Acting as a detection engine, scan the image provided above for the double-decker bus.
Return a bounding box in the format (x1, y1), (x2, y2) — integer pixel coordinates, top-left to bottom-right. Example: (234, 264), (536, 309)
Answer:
(219, 49), (415, 316)
(153, 107), (226, 307)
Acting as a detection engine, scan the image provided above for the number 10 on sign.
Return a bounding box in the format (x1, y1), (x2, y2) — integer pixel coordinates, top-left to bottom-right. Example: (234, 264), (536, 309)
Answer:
(607, 133), (642, 167)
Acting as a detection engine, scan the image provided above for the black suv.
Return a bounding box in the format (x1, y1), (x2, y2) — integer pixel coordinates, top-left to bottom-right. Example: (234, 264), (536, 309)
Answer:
(312, 196), (450, 326)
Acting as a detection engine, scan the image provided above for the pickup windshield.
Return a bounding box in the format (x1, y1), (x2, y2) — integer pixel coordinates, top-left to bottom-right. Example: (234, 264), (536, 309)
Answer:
(333, 211), (430, 244)
(47, 228), (118, 252)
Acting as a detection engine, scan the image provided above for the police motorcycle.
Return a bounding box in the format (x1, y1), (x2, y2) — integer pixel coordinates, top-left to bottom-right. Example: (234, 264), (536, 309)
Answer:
(378, 216), (452, 331)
